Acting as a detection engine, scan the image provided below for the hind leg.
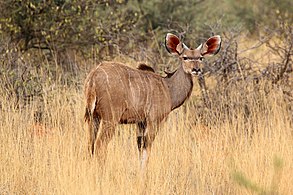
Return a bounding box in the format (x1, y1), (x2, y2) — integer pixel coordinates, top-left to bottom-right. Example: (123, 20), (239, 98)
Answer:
(88, 114), (101, 156)
(94, 120), (116, 164)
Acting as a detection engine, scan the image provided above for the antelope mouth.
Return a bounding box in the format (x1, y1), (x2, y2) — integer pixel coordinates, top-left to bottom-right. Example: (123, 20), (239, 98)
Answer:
(191, 68), (202, 76)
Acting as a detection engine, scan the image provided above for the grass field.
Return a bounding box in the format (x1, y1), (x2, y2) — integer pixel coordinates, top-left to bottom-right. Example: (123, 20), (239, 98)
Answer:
(0, 59), (292, 194)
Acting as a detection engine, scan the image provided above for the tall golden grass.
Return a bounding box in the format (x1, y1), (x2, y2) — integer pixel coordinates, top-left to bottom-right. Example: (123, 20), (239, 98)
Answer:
(0, 60), (292, 195)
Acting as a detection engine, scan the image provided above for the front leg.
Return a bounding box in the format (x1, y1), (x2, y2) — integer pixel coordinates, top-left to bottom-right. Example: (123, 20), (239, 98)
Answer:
(136, 121), (158, 170)
(136, 121), (146, 157)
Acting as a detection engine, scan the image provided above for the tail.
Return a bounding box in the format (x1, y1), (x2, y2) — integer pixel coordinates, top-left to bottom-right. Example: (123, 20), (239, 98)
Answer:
(84, 87), (97, 123)
(84, 107), (91, 123)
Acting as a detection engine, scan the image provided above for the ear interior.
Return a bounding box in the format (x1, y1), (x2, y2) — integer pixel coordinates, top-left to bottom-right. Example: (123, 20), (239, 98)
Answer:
(201, 35), (221, 56)
(165, 33), (181, 55)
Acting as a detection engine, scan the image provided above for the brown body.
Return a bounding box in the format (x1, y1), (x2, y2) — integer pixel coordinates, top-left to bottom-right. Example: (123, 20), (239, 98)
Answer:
(85, 62), (176, 124)
(84, 33), (221, 167)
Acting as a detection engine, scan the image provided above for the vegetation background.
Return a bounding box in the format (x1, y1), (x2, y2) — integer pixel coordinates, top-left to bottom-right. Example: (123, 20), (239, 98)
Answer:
(0, 0), (292, 194)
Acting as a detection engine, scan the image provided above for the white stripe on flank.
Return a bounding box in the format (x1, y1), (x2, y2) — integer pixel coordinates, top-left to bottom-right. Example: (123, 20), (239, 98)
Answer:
(98, 66), (115, 117)
(99, 67), (110, 84)
(90, 96), (96, 114)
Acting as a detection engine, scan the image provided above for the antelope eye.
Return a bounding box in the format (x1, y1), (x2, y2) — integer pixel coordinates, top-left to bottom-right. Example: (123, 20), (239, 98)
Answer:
(199, 56), (204, 61)
(183, 57), (188, 60)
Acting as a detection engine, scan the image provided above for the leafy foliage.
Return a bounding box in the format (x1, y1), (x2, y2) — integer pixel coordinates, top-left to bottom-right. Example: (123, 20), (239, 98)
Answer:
(0, 0), (140, 51)
(0, 0), (291, 53)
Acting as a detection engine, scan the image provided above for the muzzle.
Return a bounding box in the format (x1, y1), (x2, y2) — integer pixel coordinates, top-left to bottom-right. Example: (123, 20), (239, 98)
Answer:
(191, 67), (202, 75)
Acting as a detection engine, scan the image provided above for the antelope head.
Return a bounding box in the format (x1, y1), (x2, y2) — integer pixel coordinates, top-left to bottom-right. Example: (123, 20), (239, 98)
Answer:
(165, 33), (221, 75)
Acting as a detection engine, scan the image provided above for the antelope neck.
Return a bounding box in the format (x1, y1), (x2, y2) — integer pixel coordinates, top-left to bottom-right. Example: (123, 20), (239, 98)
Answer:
(164, 65), (193, 110)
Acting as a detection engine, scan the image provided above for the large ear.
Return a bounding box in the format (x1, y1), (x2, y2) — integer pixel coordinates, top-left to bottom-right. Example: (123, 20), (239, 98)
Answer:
(165, 33), (185, 55)
(200, 35), (221, 56)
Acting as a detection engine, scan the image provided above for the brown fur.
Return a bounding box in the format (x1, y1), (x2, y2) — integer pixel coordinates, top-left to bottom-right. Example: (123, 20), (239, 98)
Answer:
(84, 33), (221, 166)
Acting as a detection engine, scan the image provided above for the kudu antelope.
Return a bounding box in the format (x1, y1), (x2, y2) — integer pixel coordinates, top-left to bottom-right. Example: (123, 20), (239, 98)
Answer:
(84, 33), (221, 167)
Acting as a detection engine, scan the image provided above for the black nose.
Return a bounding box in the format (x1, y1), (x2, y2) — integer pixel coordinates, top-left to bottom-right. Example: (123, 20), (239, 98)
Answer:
(192, 68), (201, 74)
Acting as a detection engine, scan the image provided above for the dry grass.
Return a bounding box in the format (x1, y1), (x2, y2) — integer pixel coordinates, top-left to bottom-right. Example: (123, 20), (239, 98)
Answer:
(0, 64), (292, 195)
